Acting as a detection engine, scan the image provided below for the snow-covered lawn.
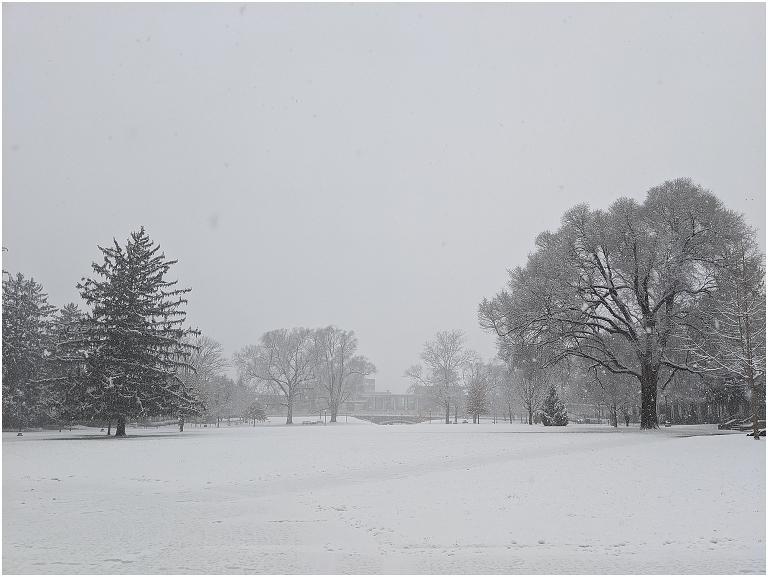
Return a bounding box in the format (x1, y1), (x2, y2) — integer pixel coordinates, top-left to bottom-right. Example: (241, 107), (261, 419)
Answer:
(3, 420), (765, 574)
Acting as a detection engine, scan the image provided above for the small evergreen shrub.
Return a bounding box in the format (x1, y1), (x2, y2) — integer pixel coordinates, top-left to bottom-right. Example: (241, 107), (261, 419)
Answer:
(540, 385), (568, 426)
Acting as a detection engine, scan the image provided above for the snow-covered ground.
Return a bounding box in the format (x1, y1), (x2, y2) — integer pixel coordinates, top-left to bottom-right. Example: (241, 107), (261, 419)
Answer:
(3, 419), (765, 574)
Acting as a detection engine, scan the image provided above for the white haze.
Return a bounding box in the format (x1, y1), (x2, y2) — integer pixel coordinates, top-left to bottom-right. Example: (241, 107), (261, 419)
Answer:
(3, 3), (765, 392)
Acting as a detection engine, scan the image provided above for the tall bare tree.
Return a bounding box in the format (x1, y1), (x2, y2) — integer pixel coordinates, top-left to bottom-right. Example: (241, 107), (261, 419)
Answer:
(496, 365), (519, 423)
(587, 365), (636, 427)
(684, 237), (766, 438)
(234, 327), (317, 425)
(204, 374), (239, 427)
(481, 361), (507, 423)
(314, 326), (375, 422)
(464, 360), (505, 423)
(508, 342), (551, 425)
(178, 334), (230, 430)
(405, 330), (478, 424)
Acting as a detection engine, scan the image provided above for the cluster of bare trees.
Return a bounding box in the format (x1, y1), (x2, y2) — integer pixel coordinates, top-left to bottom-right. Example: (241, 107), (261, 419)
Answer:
(479, 178), (765, 435)
(180, 326), (375, 427)
(177, 335), (259, 429)
(405, 329), (530, 425)
(405, 330), (480, 424)
(233, 326), (375, 424)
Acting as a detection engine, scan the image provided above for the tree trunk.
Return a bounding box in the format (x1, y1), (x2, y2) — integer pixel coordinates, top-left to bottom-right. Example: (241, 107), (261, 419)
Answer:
(527, 406), (533, 425)
(107, 421), (111, 436)
(330, 408), (338, 423)
(639, 363), (659, 429)
(178, 415), (184, 432)
(748, 373), (760, 440)
(744, 317), (761, 439)
(445, 404), (450, 424)
(286, 399), (293, 425)
(115, 415), (126, 437)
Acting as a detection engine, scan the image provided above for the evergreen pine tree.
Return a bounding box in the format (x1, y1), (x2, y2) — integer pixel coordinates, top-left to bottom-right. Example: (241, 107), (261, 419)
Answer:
(48, 303), (88, 426)
(68, 228), (202, 436)
(540, 384), (568, 426)
(2, 272), (57, 430)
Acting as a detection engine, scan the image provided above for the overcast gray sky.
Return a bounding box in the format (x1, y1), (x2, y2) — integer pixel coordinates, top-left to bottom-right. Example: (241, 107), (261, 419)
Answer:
(3, 3), (765, 393)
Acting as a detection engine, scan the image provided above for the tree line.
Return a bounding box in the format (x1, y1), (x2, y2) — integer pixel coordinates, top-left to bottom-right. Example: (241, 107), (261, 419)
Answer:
(404, 328), (569, 426)
(4, 178), (764, 436)
(2, 227), (375, 435)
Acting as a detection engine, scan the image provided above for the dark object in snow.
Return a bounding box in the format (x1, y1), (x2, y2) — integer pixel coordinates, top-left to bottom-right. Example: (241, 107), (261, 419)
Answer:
(746, 429), (765, 438)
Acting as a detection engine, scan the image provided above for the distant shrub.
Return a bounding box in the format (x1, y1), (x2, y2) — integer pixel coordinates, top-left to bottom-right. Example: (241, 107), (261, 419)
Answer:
(540, 385), (568, 426)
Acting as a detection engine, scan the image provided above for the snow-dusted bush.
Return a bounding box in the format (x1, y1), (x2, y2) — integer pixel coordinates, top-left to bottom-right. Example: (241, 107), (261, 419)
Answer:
(540, 385), (568, 426)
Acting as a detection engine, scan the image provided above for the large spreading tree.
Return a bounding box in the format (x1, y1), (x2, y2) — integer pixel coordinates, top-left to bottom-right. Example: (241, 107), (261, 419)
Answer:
(63, 228), (202, 436)
(480, 178), (754, 429)
(234, 327), (318, 425)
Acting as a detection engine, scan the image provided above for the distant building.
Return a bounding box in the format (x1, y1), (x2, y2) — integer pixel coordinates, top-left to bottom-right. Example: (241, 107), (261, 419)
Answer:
(343, 379), (432, 415)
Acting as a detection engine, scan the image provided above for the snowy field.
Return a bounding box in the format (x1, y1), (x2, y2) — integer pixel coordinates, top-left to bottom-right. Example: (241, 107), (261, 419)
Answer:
(3, 419), (765, 574)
